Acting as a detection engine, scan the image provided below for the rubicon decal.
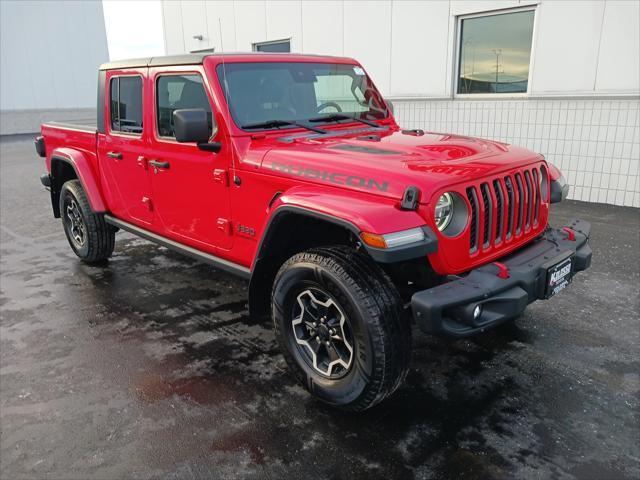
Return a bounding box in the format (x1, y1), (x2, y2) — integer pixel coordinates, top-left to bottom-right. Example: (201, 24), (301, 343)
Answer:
(270, 161), (389, 192)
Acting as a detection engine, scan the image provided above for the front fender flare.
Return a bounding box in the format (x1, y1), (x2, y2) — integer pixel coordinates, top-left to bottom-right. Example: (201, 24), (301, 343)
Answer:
(247, 186), (438, 320)
(254, 186), (437, 268)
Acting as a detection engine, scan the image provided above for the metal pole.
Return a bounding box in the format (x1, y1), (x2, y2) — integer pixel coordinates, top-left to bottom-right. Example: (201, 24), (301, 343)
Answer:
(492, 48), (502, 93)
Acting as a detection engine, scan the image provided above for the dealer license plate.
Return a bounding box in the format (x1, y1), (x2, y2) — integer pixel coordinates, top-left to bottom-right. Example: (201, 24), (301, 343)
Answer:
(545, 256), (574, 298)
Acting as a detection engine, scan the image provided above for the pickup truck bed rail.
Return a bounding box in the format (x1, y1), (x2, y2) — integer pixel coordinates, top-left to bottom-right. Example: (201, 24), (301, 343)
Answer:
(42, 121), (97, 133)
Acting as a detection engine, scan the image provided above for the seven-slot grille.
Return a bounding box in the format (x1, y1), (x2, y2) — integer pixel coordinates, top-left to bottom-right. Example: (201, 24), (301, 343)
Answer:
(466, 166), (545, 253)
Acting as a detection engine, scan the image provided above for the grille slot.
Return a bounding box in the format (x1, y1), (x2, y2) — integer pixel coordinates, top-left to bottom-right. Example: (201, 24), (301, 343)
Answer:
(515, 173), (525, 234)
(532, 169), (541, 224)
(505, 176), (514, 239)
(493, 179), (504, 243)
(467, 187), (479, 252)
(480, 183), (492, 248)
(524, 170), (533, 229)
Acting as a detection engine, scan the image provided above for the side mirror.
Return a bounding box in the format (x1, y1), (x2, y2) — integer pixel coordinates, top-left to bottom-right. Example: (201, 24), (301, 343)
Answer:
(173, 108), (211, 143)
(173, 109), (222, 153)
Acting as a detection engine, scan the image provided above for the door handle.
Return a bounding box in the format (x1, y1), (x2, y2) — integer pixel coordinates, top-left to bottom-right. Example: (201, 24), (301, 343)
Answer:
(148, 160), (170, 170)
(107, 151), (122, 159)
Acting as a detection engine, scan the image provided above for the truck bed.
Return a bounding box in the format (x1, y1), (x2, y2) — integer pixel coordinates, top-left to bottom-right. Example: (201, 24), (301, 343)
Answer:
(40, 122), (100, 181)
(41, 122), (98, 153)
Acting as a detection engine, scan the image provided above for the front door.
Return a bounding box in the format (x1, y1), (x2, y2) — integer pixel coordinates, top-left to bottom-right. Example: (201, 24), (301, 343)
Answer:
(146, 69), (233, 251)
(98, 71), (153, 225)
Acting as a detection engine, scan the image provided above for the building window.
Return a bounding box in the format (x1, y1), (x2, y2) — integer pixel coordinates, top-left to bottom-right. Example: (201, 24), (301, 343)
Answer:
(156, 74), (214, 139)
(253, 39), (291, 53)
(110, 76), (143, 134)
(457, 9), (535, 94)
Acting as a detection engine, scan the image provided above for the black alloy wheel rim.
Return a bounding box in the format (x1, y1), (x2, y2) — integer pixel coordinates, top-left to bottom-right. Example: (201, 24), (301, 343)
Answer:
(65, 196), (86, 248)
(290, 288), (355, 379)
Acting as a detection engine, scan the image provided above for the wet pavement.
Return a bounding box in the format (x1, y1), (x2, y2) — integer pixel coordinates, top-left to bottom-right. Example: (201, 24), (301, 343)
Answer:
(1, 134), (639, 479)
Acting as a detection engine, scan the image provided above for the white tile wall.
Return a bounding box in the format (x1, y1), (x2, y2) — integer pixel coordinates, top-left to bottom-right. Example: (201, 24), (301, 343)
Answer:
(392, 97), (640, 207)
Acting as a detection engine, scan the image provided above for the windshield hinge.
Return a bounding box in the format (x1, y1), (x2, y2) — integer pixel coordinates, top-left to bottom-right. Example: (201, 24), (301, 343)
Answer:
(400, 186), (420, 211)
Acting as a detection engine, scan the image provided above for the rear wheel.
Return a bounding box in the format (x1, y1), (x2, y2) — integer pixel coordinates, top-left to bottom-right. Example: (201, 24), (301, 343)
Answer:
(60, 180), (115, 263)
(272, 246), (411, 411)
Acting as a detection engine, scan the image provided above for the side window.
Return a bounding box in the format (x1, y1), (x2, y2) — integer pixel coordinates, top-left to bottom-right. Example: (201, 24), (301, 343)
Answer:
(110, 76), (143, 134)
(156, 75), (214, 138)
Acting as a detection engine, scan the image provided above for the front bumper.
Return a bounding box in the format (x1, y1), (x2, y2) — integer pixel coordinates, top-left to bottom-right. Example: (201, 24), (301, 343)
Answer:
(411, 219), (592, 337)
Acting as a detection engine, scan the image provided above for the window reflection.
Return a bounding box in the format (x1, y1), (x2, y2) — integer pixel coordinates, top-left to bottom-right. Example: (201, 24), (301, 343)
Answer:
(254, 40), (291, 52)
(458, 10), (535, 94)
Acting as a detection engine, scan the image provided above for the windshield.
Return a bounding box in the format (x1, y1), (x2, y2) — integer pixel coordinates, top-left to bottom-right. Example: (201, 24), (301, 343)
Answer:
(216, 62), (389, 130)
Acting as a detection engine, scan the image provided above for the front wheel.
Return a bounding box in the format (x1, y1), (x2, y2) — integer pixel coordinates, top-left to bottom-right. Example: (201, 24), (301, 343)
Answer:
(272, 246), (411, 411)
(60, 180), (115, 263)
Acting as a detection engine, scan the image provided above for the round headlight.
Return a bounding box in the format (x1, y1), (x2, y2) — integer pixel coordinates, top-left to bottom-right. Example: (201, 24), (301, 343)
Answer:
(435, 193), (453, 231)
(433, 192), (468, 237)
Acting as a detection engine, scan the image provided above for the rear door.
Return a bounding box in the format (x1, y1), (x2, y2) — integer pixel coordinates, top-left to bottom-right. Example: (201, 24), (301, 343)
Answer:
(97, 70), (153, 225)
(146, 67), (233, 251)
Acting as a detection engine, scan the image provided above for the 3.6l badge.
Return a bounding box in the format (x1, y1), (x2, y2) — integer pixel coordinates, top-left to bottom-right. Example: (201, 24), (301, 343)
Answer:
(236, 223), (256, 237)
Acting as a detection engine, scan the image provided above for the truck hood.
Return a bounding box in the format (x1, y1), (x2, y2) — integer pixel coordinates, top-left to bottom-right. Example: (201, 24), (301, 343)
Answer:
(259, 127), (544, 204)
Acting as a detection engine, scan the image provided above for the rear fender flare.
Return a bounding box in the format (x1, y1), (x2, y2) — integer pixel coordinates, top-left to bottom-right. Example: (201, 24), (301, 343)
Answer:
(50, 148), (106, 213)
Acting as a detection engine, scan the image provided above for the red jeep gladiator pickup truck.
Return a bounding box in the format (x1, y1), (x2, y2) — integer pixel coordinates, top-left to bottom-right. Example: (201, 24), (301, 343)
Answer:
(37, 53), (591, 411)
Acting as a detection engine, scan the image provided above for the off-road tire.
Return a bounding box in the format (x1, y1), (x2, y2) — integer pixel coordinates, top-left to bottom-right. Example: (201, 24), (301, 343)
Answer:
(60, 180), (115, 263)
(272, 246), (411, 411)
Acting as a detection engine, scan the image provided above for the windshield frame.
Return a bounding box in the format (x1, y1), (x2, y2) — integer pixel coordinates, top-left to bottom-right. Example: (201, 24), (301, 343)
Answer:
(214, 60), (390, 133)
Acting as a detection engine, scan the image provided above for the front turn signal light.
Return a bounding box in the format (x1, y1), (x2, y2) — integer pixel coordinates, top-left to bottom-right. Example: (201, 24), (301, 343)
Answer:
(360, 232), (387, 249)
(360, 227), (425, 249)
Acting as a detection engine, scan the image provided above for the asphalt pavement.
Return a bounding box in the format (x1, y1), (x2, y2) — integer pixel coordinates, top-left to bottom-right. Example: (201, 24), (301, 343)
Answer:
(1, 134), (639, 479)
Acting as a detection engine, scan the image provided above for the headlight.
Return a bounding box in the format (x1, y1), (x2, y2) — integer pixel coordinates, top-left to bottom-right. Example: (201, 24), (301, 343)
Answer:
(434, 193), (453, 231)
(433, 192), (468, 237)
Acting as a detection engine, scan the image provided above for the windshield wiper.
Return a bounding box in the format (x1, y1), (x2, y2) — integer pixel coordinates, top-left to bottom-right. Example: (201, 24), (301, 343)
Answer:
(240, 119), (326, 134)
(307, 113), (380, 128)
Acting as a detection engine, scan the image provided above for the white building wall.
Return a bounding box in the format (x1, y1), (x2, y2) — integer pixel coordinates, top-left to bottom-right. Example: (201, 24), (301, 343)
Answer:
(595, 0), (640, 93)
(161, 0), (640, 206)
(301, 1), (343, 57)
(390, 1), (451, 97)
(0, 0), (109, 134)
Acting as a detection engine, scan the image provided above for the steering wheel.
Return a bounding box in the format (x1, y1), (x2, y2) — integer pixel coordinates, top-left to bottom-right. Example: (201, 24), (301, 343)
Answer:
(315, 102), (343, 113)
